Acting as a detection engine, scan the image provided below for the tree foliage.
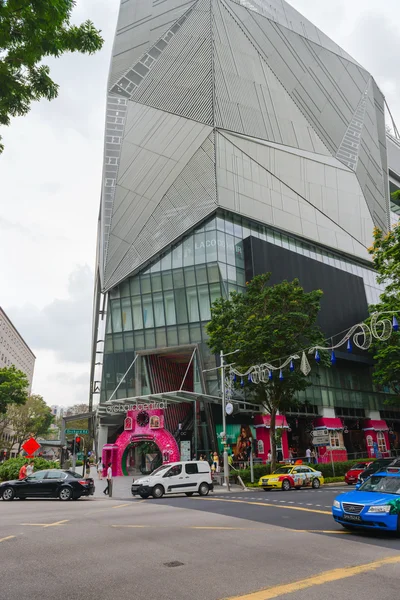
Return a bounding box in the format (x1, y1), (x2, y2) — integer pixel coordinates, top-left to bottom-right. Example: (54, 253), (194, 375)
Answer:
(0, 365), (29, 414)
(6, 394), (54, 453)
(368, 219), (400, 397)
(206, 274), (326, 471)
(0, 0), (103, 152)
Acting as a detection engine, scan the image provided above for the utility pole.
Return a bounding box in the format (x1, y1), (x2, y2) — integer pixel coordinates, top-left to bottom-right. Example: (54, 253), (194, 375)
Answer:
(249, 437), (254, 483)
(220, 350), (230, 490)
(71, 434), (77, 472)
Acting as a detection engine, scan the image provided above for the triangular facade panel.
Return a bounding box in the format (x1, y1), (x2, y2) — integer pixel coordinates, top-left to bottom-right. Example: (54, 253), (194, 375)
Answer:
(216, 131), (371, 259)
(104, 130), (217, 290)
(125, 0), (213, 125)
(213, 0), (330, 155)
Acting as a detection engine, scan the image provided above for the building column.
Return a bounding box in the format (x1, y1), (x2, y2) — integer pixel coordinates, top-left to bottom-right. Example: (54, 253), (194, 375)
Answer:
(97, 424), (109, 461)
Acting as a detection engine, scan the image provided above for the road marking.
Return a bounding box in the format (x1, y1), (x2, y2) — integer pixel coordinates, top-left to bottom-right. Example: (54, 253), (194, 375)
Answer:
(20, 520), (69, 528)
(221, 555), (400, 600)
(112, 503), (132, 509)
(198, 497), (331, 515)
(0, 536), (15, 543)
(111, 525), (275, 531)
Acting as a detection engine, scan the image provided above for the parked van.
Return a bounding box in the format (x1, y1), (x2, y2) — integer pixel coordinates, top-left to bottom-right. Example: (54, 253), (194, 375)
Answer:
(131, 461), (213, 499)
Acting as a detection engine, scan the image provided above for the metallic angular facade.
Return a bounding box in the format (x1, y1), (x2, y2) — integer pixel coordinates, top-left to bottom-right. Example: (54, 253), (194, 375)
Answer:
(92, 0), (394, 439)
(97, 0), (389, 295)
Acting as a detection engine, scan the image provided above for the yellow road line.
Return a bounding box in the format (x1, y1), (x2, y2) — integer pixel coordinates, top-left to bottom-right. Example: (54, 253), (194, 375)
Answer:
(111, 525), (274, 530)
(0, 536), (15, 543)
(20, 520), (69, 528)
(198, 497), (331, 515)
(221, 555), (400, 600)
(112, 503), (132, 509)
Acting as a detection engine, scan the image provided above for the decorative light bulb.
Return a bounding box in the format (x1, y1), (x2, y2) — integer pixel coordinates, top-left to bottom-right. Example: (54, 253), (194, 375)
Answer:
(279, 370), (284, 381)
(315, 350), (320, 363)
(347, 339), (352, 353)
(330, 350), (336, 365)
(393, 316), (399, 332)
(289, 360), (294, 372)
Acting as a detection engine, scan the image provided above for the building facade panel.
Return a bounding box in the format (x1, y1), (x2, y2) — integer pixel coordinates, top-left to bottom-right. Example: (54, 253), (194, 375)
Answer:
(0, 307), (35, 393)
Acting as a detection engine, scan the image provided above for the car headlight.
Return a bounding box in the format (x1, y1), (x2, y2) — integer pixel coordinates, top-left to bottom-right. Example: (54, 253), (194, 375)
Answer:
(333, 500), (341, 509)
(367, 505), (391, 514)
(137, 479), (149, 485)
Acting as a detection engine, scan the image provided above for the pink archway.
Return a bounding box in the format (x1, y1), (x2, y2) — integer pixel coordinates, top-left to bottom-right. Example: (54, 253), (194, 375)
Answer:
(102, 408), (180, 477)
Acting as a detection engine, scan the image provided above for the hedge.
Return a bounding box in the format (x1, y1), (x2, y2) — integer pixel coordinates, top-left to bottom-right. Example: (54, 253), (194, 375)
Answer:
(0, 457), (58, 482)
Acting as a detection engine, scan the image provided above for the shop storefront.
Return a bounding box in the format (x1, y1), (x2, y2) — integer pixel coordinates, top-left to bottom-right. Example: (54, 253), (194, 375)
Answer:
(312, 417), (348, 463)
(254, 415), (289, 462)
(363, 419), (391, 458)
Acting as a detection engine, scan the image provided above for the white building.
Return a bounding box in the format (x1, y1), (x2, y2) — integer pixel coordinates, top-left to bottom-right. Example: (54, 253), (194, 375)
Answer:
(0, 306), (35, 392)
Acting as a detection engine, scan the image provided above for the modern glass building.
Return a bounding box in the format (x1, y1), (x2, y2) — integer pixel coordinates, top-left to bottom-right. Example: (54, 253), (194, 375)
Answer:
(92, 0), (400, 469)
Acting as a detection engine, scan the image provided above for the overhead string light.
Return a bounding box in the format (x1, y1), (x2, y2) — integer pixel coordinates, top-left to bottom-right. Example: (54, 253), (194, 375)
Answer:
(227, 311), (400, 386)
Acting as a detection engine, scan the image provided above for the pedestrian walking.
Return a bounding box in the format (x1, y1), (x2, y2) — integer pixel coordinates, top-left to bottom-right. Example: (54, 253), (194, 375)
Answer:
(85, 458), (91, 478)
(103, 462), (113, 496)
(305, 447), (311, 463)
(97, 460), (103, 480)
(19, 463), (27, 480)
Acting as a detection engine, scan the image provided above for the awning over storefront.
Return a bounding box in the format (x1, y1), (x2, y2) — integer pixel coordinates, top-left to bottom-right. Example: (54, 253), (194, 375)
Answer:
(254, 414), (289, 428)
(363, 419), (389, 431)
(313, 417), (343, 430)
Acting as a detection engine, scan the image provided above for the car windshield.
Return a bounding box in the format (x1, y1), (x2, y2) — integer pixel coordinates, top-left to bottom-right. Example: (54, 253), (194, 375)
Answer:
(351, 463), (368, 470)
(360, 475), (400, 495)
(150, 465), (170, 476)
(273, 467), (292, 474)
(65, 471), (81, 478)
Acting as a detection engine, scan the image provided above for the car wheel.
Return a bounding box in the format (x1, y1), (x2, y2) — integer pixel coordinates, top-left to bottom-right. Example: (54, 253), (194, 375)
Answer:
(185, 492), (194, 497)
(152, 485), (164, 499)
(282, 479), (291, 491)
(139, 492), (150, 499)
(2, 487), (15, 501)
(59, 487), (72, 501)
(199, 483), (210, 496)
(312, 478), (321, 489)
(262, 488), (269, 492)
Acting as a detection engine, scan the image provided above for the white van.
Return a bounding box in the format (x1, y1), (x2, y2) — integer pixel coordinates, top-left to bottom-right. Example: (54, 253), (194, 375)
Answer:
(131, 461), (213, 499)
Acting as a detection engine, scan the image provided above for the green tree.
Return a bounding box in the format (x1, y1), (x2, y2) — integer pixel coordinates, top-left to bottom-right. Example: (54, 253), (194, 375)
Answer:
(206, 274), (325, 471)
(0, 0), (104, 152)
(6, 394), (54, 453)
(0, 365), (29, 414)
(368, 218), (400, 397)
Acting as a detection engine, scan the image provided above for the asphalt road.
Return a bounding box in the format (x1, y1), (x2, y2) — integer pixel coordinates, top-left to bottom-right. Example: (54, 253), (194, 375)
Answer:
(0, 487), (399, 600)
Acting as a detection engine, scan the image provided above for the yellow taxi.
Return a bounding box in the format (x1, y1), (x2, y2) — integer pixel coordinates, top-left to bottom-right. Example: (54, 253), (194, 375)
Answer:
(258, 464), (324, 491)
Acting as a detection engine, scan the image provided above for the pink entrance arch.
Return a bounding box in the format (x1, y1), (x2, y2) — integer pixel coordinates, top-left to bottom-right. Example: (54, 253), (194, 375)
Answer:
(103, 408), (180, 476)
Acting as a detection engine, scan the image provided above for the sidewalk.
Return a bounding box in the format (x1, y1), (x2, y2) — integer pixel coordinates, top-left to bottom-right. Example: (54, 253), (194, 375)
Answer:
(89, 474), (248, 500)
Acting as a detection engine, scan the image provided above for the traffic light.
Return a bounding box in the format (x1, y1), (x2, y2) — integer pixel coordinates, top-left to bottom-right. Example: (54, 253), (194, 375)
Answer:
(74, 436), (81, 453)
(67, 440), (74, 454)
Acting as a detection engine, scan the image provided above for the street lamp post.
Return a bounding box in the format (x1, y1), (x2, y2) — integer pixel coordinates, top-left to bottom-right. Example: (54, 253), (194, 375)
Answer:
(220, 350), (230, 490)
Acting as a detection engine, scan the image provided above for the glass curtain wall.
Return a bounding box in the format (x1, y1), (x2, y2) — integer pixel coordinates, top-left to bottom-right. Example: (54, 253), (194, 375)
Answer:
(101, 210), (386, 405)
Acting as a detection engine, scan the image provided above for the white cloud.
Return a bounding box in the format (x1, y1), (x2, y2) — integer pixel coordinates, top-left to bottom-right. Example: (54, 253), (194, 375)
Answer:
(1, 0), (399, 409)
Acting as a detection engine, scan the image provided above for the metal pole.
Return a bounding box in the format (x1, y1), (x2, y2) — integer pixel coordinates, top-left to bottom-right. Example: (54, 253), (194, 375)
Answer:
(71, 434), (77, 472)
(250, 440), (254, 484)
(330, 449), (335, 477)
(220, 350), (230, 490)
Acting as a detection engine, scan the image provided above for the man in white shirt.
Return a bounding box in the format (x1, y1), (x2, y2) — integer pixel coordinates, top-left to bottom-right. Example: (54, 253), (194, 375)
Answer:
(305, 447), (312, 462)
(103, 463), (113, 496)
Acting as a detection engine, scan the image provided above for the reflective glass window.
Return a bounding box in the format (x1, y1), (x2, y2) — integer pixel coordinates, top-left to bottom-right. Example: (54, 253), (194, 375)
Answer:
(142, 295), (154, 328)
(186, 288), (199, 322)
(162, 272), (173, 290)
(167, 327), (178, 346)
(194, 232), (206, 265)
(225, 234), (236, 265)
(196, 265), (208, 285)
(130, 278), (140, 296)
(198, 286), (211, 321)
(207, 264), (220, 283)
(164, 291), (176, 325)
(153, 293), (165, 327)
(120, 281), (130, 298)
(111, 300), (122, 333)
(121, 298), (132, 331)
(113, 334), (123, 352)
(209, 283), (222, 305)
(173, 269), (185, 289)
(151, 274), (162, 292)
(178, 325), (190, 344)
(184, 267), (196, 287)
(132, 298), (143, 330)
(141, 275), (151, 294)
(161, 252), (171, 271)
(183, 237), (194, 267)
(217, 230), (226, 263)
(175, 289), (188, 324)
(172, 244), (183, 269)
(145, 330), (155, 348)
(156, 328), (167, 347)
(205, 230), (218, 262)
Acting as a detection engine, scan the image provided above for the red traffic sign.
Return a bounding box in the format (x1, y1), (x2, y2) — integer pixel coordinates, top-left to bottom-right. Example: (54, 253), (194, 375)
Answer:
(22, 437), (41, 456)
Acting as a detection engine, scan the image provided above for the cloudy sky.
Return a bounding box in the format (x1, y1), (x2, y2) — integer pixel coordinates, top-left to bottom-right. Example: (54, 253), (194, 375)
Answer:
(1, 0), (399, 408)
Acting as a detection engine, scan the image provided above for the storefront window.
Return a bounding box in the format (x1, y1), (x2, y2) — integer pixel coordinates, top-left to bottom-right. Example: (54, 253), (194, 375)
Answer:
(377, 431), (387, 454)
(330, 431), (340, 447)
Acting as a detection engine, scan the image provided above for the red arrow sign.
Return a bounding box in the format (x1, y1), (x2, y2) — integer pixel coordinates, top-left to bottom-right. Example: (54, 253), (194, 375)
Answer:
(22, 437), (41, 456)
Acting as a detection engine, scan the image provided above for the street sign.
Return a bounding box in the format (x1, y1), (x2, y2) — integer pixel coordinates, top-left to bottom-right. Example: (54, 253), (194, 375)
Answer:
(65, 429), (88, 435)
(22, 437), (41, 457)
(311, 429), (330, 446)
(180, 440), (191, 461)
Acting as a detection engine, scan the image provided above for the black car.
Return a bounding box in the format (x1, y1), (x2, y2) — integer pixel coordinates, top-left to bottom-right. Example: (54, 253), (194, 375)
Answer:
(358, 458), (395, 483)
(0, 469), (95, 501)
